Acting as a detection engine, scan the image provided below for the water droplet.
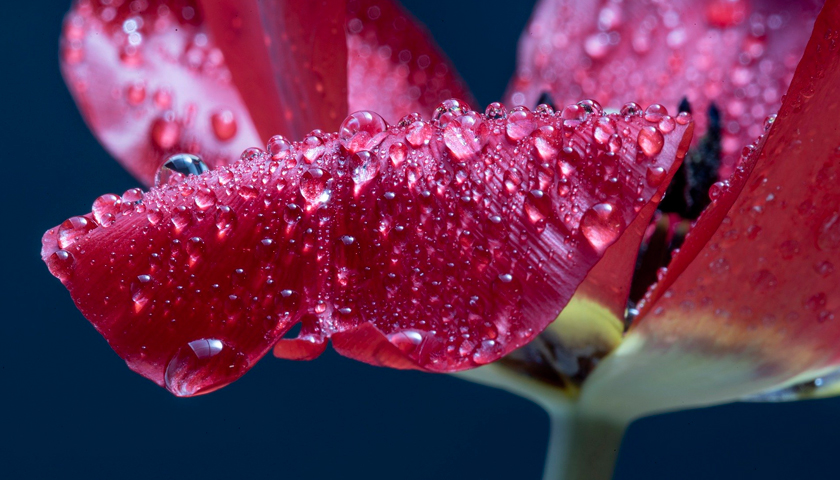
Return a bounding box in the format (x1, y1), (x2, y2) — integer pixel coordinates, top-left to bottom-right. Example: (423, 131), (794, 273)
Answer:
(339, 110), (388, 153)
(58, 216), (96, 248)
(125, 81), (146, 106)
(676, 111), (692, 125)
(388, 330), (425, 355)
(275, 289), (301, 315)
(388, 142), (408, 167)
(211, 109), (237, 141)
(151, 112), (180, 149)
(594, 117), (615, 144)
(195, 188), (217, 209)
(620, 102), (642, 117)
(708, 180), (729, 201)
(763, 114), (777, 132)
(350, 150), (381, 185)
(164, 338), (249, 397)
(302, 135), (325, 163)
(658, 116), (676, 133)
(646, 166), (667, 186)
(534, 126), (561, 162)
(637, 127), (664, 156)
(817, 212), (840, 251)
(215, 206), (236, 237)
(267, 135), (292, 160)
(444, 112), (485, 159)
(485, 102), (507, 119)
(406, 121), (432, 147)
(300, 168), (332, 204)
(708, 257), (731, 275)
(155, 153), (208, 187)
(432, 98), (470, 126)
(503, 168), (523, 194)
(171, 205), (192, 229)
(46, 249), (74, 280)
(750, 269), (778, 292)
(580, 203), (623, 254)
(643, 104), (668, 122)
(92, 194), (121, 227)
(505, 108), (536, 141)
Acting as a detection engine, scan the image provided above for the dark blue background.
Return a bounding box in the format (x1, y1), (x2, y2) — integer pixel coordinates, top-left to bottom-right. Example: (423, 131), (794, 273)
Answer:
(3, 1), (837, 479)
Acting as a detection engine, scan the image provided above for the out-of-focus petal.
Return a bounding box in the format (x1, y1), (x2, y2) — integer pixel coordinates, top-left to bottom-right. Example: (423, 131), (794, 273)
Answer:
(346, 0), (476, 123)
(42, 103), (692, 393)
(507, 0), (822, 176)
(580, 1), (840, 421)
(60, 0), (262, 185)
(199, 0), (348, 139)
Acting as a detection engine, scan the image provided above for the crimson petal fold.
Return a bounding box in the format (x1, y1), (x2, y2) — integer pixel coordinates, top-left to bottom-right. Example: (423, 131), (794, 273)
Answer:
(43, 104), (691, 395)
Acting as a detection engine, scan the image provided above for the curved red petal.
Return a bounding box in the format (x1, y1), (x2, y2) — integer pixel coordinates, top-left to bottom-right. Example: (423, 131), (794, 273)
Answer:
(508, 0), (822, 177)
(43, 104), (691, 394)
(60, 0), (262, 186)
(346, 0), (476, 123)
(199, 0), (348, 139)
(634, 1), (840, 378)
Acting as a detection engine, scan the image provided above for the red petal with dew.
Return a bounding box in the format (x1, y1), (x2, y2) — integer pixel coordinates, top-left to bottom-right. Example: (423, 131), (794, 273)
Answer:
(199, 0), (348, 140)
(60, 0), (262, 186)
(634, 0), (840, 381)
(346, 0), (476, 123)
(507, 0), (822, 177)
(43, 103), (691, 395)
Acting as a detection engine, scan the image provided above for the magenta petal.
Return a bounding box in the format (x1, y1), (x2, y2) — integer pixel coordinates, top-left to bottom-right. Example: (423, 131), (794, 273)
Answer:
(346, 0), (476, 122)
(43, 104), (692, 394)
(508, 0), (822, 177)
(60, 0), (262, 186)
(199, 0), (348, 139)
(634, 0), (840, 377)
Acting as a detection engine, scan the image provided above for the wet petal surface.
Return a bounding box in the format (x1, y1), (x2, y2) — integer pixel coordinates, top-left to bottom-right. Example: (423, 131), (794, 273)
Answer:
(508, 0), (822, 176)
(582, 1), (840, 420)
(346, 0), (475, 122)
(60, 0), (262, 185)
(43, 103), (691, 395)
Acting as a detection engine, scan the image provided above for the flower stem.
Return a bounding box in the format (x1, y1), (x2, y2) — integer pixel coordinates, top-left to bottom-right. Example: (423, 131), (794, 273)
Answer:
(542, 409), (627, 480)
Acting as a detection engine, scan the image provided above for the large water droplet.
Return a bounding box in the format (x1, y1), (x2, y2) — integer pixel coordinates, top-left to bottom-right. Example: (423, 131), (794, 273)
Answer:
(267, 135), (292, 160)
(155, 153), (208, 187)
(339, 110), (388, 153)
(444, 112), (485, 159)
(300, 168), (332, 204)
(46, 249), (74, 281)
(164, 338), (249, 397)
(637, 127), (664, 156)
(817, 212), (840, 251)
(92, 194), (121, 227)
(505, 108), (537, 141)
(580, 203), (623, 254)
(350, 150), (381, 185)
(432, 98), (470, 126)
(58, 216), (96, 248)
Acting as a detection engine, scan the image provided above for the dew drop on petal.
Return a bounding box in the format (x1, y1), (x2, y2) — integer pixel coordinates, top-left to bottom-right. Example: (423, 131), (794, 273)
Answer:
(164, 338), (249, 397)
(580, 203), (623, 254)
(46, 249), (74, 281)
(151, 112), (180, 149)
(339, 110), (388, 153)
(155, 153), (208, 187)
(505, 108), (537, 141)
(300, 168), (332, 204)
(267, 135), (292, 160)
(637, 127), (664, 156)
(817, 212), (840, 251)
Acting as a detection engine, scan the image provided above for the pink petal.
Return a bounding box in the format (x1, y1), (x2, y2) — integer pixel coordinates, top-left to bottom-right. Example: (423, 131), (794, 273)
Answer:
(634, 0), (840, 380)
(198, 0), (348, 139)
(346, 0), (476, 123)
(43, 103), (692, 395)
(60, 0), (262, 186)
(507, 0), (822, 177)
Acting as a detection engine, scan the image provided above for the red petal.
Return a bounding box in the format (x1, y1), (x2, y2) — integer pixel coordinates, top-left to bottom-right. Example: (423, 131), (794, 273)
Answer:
(199, 0), (348, 139)
(634, 1), (840, 378)
(60, 0), (262, 186)
(346, 0), (476, 123)
(508, 0), (822, 177)
(43, 103), (691, 395)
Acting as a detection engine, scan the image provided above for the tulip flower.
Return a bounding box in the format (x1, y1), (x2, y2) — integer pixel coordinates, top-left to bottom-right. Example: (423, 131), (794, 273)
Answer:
(43, 0), (840, 479)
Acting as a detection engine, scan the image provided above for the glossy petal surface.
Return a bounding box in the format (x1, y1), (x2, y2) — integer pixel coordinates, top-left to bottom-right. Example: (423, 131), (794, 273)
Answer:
(199, 0), (348, 139)
(346, 0), (476, 122)
(508, 0), (821, 176)
(582, 1), (840, 421)
(60, 0), (262, 185)
(43, 104), (691, 395)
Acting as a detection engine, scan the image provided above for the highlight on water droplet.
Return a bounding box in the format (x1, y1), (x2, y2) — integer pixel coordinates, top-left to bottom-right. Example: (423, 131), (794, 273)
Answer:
(164, 338), (249, 397)
(637, 126), (664, 156)
(580, 203), (624, 254)
(155, 153), (209, 187)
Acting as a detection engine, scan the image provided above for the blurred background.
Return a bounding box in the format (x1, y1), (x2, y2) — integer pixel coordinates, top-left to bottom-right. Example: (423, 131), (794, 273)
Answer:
(3, 1), (838, 479)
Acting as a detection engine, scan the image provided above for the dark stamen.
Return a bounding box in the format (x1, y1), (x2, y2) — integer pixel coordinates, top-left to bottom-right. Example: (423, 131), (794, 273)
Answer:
(678, 96), (692, 114)
(536, 91), (557, 110)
